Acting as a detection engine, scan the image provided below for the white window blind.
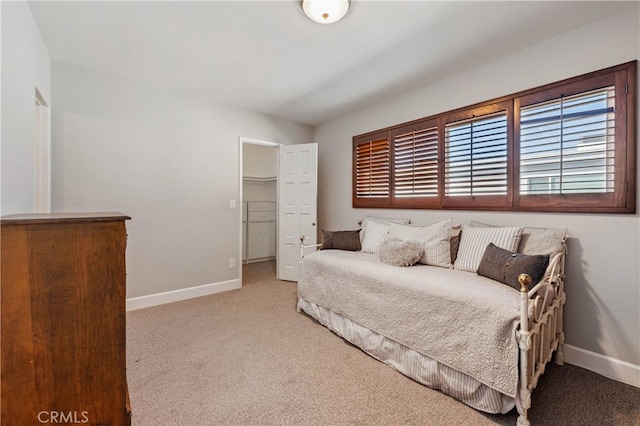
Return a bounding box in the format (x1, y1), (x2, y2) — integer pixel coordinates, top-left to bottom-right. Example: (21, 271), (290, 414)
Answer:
(355, 138), (390, 198)
(520, 87), (615, 195)
(445, 113), (508, 196)
(394, 127), (439, 198)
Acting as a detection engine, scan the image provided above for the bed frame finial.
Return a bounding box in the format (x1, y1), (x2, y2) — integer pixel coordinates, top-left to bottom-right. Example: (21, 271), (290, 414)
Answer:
(518, 273), (531, 292)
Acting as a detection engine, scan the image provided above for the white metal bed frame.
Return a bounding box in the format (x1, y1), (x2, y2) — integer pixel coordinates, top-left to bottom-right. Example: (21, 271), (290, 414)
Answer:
(516, 250), (566, 425)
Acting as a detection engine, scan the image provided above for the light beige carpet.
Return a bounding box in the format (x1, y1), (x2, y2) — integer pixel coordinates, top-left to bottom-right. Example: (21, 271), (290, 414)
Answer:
(127, 261), (640, 425)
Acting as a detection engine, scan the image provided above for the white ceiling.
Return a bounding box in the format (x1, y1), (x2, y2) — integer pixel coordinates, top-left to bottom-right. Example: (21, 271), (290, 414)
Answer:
(28, 1), (635, 126)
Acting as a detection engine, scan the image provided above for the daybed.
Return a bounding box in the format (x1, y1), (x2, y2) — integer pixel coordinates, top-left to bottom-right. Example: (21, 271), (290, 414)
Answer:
(296, 218), (567, 426)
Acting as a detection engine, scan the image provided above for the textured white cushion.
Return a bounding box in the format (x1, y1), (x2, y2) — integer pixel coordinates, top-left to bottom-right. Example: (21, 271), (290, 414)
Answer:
(360, 220), (390, 254)
(453, 225), (523, 272)
(389, 219), (453, 268)
(379, 238), (424, 267)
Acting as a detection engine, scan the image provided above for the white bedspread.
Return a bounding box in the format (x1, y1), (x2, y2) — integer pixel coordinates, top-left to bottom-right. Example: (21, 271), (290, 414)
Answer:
(297, 250), (522, 397)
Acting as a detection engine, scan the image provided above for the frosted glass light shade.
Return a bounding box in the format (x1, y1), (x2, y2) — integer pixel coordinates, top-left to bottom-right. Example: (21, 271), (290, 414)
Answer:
(302, 0), (350, 24)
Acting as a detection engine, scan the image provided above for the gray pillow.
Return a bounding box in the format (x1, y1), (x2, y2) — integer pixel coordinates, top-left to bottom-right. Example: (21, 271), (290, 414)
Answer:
(321, 229), (361, 251)
(477, 243), (549, 290)
(379, 238), (424, 267)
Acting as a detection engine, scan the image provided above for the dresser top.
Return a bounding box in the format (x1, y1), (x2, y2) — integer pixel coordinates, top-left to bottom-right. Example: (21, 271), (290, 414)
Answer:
(1, 212), (131, 225)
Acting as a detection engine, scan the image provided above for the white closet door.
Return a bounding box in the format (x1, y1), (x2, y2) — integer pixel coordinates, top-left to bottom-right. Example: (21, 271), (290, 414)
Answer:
(277, 143), (317, 282)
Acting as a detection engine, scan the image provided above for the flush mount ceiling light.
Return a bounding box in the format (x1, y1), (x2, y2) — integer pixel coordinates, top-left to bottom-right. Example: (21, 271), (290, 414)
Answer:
(302, 0), (350, 24)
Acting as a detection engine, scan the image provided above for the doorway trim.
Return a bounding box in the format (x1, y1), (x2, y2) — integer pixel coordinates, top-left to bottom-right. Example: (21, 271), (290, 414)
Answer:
(238, 137), (280, 287)
(35, 88), (51, 213)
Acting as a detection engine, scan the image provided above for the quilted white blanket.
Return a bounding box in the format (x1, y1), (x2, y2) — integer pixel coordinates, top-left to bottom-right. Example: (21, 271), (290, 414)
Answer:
(297, 250), (522, 397)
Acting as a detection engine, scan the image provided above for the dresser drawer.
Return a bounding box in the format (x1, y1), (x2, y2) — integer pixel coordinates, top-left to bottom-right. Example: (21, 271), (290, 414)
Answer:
(248, 211), (276, 222)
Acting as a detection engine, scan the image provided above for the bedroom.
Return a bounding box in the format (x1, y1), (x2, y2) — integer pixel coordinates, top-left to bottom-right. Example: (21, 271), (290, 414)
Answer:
(2, 0), (639, 424)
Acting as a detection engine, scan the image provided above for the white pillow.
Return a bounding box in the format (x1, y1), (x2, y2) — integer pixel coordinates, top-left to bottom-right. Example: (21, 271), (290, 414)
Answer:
(360, 220), (390, 254)
(389, 219), (452, 268)
(360, 216), (410, 242)
(453, 225), (524, 272)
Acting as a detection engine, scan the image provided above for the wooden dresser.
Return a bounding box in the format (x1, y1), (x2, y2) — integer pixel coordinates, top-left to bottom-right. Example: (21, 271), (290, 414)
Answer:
(1, 213), (132, 425)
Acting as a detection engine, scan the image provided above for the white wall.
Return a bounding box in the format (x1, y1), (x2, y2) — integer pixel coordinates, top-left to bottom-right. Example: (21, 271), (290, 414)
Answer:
(243, 143), (277, 202)
(51, 62), (313, 300)
(243, 143), (277, 179)
(314, 9), (640, 384)
(243, 180), (276, 203)
(1, 1), (51, 215)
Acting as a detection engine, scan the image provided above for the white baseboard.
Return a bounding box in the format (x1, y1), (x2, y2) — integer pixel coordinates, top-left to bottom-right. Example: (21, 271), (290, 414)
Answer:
(564, 344), (640, 388)
(126, 279), (241, 311)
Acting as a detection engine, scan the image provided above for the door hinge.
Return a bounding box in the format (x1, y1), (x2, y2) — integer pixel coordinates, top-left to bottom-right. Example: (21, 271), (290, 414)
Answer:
(625, 83), (629, 94)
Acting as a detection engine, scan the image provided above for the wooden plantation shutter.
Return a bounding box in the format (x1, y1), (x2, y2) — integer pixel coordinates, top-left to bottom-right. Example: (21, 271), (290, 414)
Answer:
(352, 61), (635, 213)
(443, 102), (512, 208)
(520, 87), (615, 195)
(516, 65), (634, 213)
(353, 134), (391, 207)
(392, 120), (440, 207)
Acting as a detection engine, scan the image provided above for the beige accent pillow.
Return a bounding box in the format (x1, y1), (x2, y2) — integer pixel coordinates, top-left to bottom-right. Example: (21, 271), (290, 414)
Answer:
(388, 219), (452, 268)
(518, 228), (567, 256)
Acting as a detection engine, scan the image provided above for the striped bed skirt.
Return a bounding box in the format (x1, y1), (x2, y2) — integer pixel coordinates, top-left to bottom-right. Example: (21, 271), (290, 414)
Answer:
(297, 296), (518, 415)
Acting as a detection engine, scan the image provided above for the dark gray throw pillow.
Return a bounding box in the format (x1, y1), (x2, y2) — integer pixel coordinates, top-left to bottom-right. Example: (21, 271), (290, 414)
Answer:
(477, 243), (549, 290)
(321, 229), (361, 251)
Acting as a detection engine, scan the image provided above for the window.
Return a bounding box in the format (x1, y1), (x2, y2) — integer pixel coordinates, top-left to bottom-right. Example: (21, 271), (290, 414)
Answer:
(394, 126), (439, 198)
(519, 87), (615, 195)
(445, 111), (509, 202)
(514, 70), (632, 212)
(354, 133), (390, 207)
(353, 61), (636, 213)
